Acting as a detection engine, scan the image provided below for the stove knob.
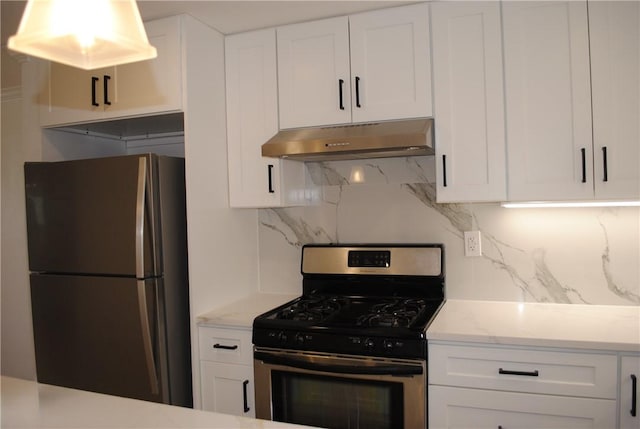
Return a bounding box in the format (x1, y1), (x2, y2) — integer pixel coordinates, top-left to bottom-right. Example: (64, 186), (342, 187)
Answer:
(294, 333), (305, 345)
(278, 332), (288, 344)
(383, 339), (395, 351)
(364, 338), (375, 350)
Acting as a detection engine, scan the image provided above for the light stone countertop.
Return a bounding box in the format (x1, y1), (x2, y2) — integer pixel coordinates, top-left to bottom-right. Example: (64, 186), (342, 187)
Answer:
(427, 299), (640, 352)
(0, 376), (315, 429)
(197, 292), (298, 329)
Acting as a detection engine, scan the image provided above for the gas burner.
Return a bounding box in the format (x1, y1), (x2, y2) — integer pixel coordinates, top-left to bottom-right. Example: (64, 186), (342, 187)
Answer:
(276, 295), (348, 322)
(356, 298), (426, 328)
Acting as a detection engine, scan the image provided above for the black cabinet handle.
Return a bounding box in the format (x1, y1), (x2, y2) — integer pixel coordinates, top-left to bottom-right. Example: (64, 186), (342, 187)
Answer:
(242, 380), (250, 413)
(442, 155), (448, 187)
(602, 146), (608, 182)
(91, 77), (100, 106)
(355, 76), (361, 108)
(581, 148), (587, 183)
(103, 75), (111, 106)
(338, 79), (345, 110)
(499, 368), (539, 377)
(268, 164), (275, 193)
(632, 374), (637, 417)
(213, 343), (238, 350)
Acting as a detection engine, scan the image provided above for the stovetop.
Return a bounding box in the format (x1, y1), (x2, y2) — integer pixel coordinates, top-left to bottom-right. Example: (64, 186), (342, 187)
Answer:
(263, 293), (440, 330)
(252, 244), (445, 359)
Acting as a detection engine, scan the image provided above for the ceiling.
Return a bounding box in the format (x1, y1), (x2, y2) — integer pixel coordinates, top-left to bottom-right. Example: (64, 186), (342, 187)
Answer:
(1, 0), (412, 45)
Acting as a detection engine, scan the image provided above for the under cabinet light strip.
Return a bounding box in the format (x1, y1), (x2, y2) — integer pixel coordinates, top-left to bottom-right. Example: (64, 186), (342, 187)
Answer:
(501, 201), (640, 208)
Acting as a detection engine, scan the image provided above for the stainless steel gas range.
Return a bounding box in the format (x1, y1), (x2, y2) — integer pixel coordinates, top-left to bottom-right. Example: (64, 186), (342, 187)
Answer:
(253, 244), (445, 429)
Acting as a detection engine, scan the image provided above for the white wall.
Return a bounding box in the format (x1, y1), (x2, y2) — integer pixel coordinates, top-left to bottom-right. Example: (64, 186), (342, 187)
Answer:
(258, 157), (640, 306)
(0, 55), (41, 379)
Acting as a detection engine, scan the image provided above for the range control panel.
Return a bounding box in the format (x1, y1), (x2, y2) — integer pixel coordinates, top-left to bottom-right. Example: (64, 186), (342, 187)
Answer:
(301, 244), (443, 277)
(254, 328), (427, 359)
(348, 250), (391, 268)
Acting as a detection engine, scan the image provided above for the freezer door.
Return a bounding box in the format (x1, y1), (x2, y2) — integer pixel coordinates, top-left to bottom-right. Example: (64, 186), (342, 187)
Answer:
(24, 154), (162, 277)
(30, 274), (167, 403)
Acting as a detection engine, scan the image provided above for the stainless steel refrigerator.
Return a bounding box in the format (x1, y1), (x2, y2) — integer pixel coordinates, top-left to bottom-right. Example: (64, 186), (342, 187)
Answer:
(24, 153), (192, 407)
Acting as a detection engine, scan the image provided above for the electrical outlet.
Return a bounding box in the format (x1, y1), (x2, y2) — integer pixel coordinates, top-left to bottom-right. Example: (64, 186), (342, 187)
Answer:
(464, 231), (482, 257)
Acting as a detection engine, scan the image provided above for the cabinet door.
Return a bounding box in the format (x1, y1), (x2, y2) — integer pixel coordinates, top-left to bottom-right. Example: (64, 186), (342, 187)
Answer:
(349, 3), (432, 123)
(589, 2), (640, 201)
(40, 64), (114, 126)
(429, 385), (616, 429)
(200, 361), (255, 418)
(277, 16), (351, 129)
(38, 16), (182, 127)
(620, 356), (640, 429)
(503, 1), (593, 201)
(108, 16), (182, 117)
(225, 29), (306, 208)
(431, 1), (506, 202)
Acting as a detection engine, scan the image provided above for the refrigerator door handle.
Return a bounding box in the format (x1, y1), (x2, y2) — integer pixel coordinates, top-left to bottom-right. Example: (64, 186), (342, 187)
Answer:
(137, 280), (160, 395)
(135, 157), (147, 278)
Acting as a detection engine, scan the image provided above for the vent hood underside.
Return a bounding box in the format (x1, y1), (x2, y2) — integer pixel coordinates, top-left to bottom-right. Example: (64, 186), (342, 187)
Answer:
(261, 118), (434, 161)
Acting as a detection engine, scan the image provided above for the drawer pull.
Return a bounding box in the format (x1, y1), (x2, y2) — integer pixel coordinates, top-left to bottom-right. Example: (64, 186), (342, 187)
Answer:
(580, 148), (587, 183)
(498, 368), (539, 377)
(243, 379), (250, 413)
(632, 374), (637, 417)
(213, 343), (238, 350)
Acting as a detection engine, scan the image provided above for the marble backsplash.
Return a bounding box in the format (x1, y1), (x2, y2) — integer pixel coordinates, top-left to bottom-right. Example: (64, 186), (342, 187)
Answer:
(258, 156), (640, 306)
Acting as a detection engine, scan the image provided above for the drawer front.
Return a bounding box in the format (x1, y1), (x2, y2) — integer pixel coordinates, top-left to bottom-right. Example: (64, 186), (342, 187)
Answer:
(429, 385), (616, 429)
(429, 343), (617, 399)
(199, 327), (253, 365)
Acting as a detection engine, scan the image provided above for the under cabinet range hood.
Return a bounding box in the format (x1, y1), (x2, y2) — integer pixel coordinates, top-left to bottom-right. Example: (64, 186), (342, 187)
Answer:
(261, 118), (434, 161)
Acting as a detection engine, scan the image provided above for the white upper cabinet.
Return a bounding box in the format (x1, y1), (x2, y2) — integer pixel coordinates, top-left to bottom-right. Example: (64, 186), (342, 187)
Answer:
(349, 4), (432, 123)
(431, 1), (506, 202)
(589, 1), (640, 201)
(276, 16), (351, 129)
(225, 29), (307, 208)
(276, 3), (432, 129)
(503, 1), (594, 201)
(39, 16), (183, 127)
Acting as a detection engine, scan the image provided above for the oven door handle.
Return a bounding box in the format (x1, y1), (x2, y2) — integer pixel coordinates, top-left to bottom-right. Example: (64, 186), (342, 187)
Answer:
(254, 351), (423, 376)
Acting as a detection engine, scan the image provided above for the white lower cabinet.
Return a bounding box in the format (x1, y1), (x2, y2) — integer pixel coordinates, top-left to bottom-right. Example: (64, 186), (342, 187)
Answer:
(620, 355), (640, 429)
(200, 361), (254, 417)
(429, 385), (616, 429)
(198, 326), (255, 417)
(428, 342), (618, 429)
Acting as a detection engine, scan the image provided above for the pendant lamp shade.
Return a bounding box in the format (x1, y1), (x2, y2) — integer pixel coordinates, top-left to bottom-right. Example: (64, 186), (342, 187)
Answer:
(8, 0), (157, 70)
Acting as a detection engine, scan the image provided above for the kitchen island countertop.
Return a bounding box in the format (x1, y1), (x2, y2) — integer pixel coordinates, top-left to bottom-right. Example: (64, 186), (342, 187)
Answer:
(1, 376), (314, 429)
(427, 299), (640, 352)
(197, 292), (298, 329)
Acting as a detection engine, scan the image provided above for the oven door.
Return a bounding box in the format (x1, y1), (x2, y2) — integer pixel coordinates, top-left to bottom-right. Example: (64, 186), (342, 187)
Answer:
(254, 348), (426, 429)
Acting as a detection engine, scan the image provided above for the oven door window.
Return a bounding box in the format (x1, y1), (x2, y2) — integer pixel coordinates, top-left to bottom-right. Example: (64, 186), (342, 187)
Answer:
(271, 370), (403, 429)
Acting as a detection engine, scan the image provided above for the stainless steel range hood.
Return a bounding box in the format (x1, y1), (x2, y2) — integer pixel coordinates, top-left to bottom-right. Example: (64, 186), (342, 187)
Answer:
(261, 118), (434, 161)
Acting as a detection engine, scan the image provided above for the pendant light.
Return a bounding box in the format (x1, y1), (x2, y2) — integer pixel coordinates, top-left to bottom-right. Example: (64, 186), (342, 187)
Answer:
(8, 0), (157, 70)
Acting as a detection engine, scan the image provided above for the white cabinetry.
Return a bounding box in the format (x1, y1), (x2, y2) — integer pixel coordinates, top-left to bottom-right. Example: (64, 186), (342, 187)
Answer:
(276, 3), (431, 129)
(589, 1), (640, 201)
(39, 16), (182, 127)
(620, 355), (640, 429)
(225, 29), (306, 208)
(428, 342), (618, 429)
(503, 1), (640, 202)
(503, 1), (593, 201)
(199, 326), (255, 418)
(431, 2), (506, 202)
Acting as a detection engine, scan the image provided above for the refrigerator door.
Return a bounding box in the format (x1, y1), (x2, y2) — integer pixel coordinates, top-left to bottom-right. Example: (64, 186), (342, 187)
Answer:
(30, 274), (167, 403)
(24, 154), (162, 277)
